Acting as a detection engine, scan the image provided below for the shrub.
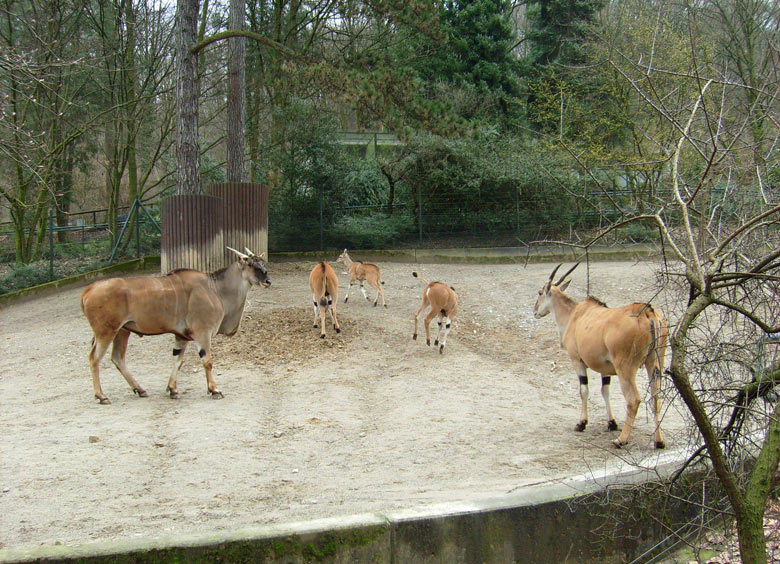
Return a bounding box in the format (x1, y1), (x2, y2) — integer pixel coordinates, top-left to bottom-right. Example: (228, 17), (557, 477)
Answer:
(0, 263), (53, 294)
(328, 213), (415, 249)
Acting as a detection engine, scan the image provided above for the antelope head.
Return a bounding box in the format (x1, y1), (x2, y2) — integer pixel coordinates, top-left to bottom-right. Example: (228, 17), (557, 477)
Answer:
(533, 263), (579, 318)
(228, 246), (271, 287)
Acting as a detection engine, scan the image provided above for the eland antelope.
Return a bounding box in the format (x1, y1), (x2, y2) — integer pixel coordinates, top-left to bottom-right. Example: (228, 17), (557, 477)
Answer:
(533, 263), (668, 448)
(309, 262), (341, 338)
(80, 247), (271, 404)
(412, 272), (458, 354)
(337, 249), (386, 307)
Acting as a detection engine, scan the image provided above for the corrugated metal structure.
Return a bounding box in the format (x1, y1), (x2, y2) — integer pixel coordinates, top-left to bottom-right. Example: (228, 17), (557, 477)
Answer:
(160, 194), (224, 274)
(206, 182), (268, 262)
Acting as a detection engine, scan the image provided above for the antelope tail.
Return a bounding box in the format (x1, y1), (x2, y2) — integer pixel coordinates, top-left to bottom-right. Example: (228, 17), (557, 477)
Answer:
(646, 316), (662, 378)
(319, 263), (329, 306)
(412, 271), (429, 284)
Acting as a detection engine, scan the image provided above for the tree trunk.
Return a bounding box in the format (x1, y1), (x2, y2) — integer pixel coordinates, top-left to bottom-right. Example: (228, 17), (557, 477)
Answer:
(381, 165), (396, 216)
(125, 0), (139, 236)
(670, 290), (780, 564)
(56, 145), (74, 243)
(736, 395), (780, 564)
(105, 123), (120, 245)
(177, 0), (200, 195)
(736, 504), (769, 564)
(226, 0), (246, 182)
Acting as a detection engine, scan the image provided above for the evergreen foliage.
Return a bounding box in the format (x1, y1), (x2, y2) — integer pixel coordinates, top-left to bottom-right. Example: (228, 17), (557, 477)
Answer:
(437, 0), (520, 99)
(524, 0), (604, 66)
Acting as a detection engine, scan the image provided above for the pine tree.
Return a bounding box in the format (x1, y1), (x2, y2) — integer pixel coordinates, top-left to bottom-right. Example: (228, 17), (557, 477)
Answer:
(525, 0), (603, 66)
(438, 0), (520, 98)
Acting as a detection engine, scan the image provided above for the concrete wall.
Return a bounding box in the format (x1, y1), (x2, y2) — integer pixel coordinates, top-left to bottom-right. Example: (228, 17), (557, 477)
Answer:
(1, 455), (701, 564)
(0, 257), (161, 308)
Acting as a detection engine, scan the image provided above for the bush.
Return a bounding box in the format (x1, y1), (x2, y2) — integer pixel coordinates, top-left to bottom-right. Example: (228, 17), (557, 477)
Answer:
(619, 222), (656, 242)
(0, 263), (53, 294)
(328, 213), (415, 249)
(0, 255), (109, 294)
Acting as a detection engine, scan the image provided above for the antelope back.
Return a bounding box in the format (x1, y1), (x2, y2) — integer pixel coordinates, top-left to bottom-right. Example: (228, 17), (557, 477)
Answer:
(309, 262), (338, 298)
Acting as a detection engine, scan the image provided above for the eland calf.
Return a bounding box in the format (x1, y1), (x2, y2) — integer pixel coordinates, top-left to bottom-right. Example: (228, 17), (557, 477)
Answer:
(309, 262), (341, 338)
(337, 249), (386, 307)
(80, 247), (271, 403)
(412, 272), (458, 354)
(533, 263), (667, 448)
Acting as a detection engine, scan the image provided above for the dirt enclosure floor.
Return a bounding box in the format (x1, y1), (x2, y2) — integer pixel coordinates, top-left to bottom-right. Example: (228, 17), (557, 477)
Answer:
(0, 259), (689, 551)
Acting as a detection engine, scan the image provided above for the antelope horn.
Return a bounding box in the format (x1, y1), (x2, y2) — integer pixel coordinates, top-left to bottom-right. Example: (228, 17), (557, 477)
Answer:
(555, 262), (580, 285)
(548, 263), (563, 282)
(226, 246), (249, 259)
(243, 247), (257, 257)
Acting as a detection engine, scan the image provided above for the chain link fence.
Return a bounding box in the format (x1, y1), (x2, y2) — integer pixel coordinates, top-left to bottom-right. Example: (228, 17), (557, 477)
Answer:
(270, 187), (633, 252)
(0, 201), (162, 293)
(0, 188), (658, 294)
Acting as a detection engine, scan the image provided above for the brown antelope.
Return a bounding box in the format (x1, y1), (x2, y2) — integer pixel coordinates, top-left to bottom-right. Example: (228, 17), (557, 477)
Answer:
(309, 262), (341, 338)
(412, 271), (458, 354)
(337, 249), (386, 307)
(533, 263), (668, 449)
(80, 247), (271, 404)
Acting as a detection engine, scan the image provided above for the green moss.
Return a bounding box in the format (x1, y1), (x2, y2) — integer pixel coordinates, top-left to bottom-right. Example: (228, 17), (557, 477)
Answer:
(0, 256), (160, 306)
(60, 526), (388, 564)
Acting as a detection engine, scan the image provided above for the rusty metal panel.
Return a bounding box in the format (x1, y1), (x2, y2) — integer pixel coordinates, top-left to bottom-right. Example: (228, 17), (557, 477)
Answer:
(161, 194), (224, 274)
(206, 182), (268, 263)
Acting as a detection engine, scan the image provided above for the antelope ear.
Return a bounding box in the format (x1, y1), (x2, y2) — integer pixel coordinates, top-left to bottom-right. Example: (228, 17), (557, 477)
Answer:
(559, 280), (571, 292)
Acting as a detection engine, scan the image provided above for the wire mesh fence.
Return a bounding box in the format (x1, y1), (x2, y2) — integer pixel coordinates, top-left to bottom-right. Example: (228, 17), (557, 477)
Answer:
(0, 188), (654, 294)
(0, 201), (162, 293)
(269, 187), (631, 252)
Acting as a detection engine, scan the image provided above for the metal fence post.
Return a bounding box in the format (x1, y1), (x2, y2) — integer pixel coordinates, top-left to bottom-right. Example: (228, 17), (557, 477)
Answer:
(417, 183), (423, 244)
(135, 197), (141, 258)
(48, 206), (54, 280)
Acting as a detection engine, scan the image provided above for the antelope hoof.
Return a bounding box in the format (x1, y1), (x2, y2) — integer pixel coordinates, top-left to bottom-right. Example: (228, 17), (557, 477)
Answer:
(655, 440), (666, 449)
(320, 334), (325, 339)
(383, 304), (387, 308)
(210, 391), (224, 399)
(335, 327), (341, 334)
(313, 323), (318, 329)
(373, 302), (377, 307)
(607, 419), (618, 431)
(133, 388), (148, 398)
(574, 420), (587, 432)
(426, 339), (431, 346)
(344, 297), (349, 303)
(96, 396), (111, 405)
(434, 339), (439, 346)
(439, 345), (444, 354)
(612, 439), (627, 449)
(413, 334), (417, 340)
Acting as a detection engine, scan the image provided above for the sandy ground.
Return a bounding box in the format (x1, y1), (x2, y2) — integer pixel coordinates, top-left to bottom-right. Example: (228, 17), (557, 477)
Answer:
(0, 259), (689, 550)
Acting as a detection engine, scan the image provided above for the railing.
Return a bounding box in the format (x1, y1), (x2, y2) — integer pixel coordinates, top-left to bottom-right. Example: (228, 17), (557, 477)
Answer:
(0, 201), (161, 258)
(334, 131), (403, 146)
